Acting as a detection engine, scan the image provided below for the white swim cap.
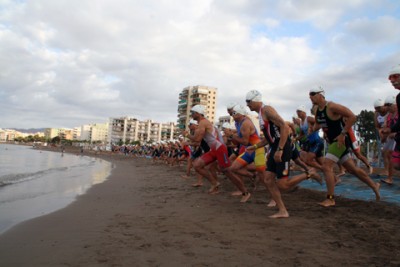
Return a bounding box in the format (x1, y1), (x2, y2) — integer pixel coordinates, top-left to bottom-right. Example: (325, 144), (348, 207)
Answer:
(384, 96), (396, 105)
(189, 119), (198, 125)
(245, 90), (262, 102)
(296, 105), (307, 113)
(373, 99), (384, 108)
(389, 64), (400, 76)
(232, 104), (247, 115)
(222, 122), (232, 129)
(309, 86), (325, 96)
(191, 105), (206, 115)
(226, 102), (238, 109)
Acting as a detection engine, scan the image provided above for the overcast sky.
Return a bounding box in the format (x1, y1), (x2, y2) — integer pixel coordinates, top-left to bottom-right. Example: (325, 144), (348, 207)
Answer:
(1, 0), (399, 129)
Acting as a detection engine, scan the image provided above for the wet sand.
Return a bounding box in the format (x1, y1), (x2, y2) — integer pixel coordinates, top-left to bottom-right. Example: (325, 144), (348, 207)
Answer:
(0, 147), (399, 266)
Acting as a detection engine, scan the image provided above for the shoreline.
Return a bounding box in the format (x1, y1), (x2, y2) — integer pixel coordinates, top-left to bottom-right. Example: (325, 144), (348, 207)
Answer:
(0, 146), (399, 266)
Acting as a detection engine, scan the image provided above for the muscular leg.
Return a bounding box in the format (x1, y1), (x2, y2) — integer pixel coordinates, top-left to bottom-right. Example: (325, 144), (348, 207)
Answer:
(262, 171), (289, 218)
(342, 159), (380, 201)
(276, 170), (322, 192)
(320, 158), (336, 207)
(193, 158), (219, 192)
(227, 161), (251, 202)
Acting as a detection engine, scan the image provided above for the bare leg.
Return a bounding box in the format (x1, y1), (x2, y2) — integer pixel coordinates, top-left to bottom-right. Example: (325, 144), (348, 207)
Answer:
(320, 158), (336, 207)
(262, 171), (289, 218)
(276, 170), (322, 192)
(381, 150), (394, 184)
(181, 157), (193, 179)
(226, 162), (251, 202)
(354, 150), (372, 174)
(193, 159), (219, 193)
(342, 159), (380, 201)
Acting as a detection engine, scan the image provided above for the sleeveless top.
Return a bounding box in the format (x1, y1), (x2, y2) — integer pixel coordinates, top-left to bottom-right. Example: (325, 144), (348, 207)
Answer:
(315, 102), (345, 143)
(386, 112), (398, 128)
(258, 104), (281, 146)
(302, 117), (321, 144)
(377, 114), (387, 128)
(201, 118), (224, 150)
(236, 117), (261, 146)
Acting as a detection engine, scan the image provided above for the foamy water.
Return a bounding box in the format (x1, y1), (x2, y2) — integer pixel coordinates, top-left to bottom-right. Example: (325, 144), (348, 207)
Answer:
(0, 144), (113, 234)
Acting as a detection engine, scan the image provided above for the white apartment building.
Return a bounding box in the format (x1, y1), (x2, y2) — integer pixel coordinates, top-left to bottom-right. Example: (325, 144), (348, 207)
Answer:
(177, 85), (217, 130)
(108, 117), (178, 145)
(90, 123), (109, 143)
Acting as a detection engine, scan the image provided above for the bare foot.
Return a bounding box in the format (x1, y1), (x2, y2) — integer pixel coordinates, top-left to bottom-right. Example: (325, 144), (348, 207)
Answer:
(318, 198), (335, 207)
(267, 199), (276, 207)
(309, 171), (323, 185)
(380, 178), (393, 185)
(374, 182), (381, 201)
(240, 192), (251, 203)
(181, 174), (190, 179)
(269, 210), (289, 219)
(208, 182), (220, 194)
(337, 172), (346, 177)
(231, 191), (242, 196)
(334, 176), (342, 185)
(192, 183), (203, 187)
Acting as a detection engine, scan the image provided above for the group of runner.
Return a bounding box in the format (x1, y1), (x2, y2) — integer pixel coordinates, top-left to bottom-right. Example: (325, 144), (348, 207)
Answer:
(178, 64), (400, 218)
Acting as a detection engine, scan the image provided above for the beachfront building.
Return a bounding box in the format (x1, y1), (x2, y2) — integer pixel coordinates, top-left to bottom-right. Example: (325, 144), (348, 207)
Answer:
(0, 129), (18, 142)
(108, 117), (178, 145)
(44, 128), (74, 141)
(73, 127), (82, 141)
(90, 123), (109, 144)
(177, 85), (217, 130)
(78, 123), (109, 144)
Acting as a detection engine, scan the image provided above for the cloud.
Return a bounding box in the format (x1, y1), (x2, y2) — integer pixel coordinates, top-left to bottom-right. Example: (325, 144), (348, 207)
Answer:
(0, 0), (399, 129)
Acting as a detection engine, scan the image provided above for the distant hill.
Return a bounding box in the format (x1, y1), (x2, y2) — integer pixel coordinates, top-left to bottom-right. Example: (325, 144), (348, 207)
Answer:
(11, 128), (46, 134)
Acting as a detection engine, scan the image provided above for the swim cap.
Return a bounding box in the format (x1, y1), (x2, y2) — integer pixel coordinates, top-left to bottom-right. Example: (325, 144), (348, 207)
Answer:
(222, 122), (232, 129)
(373, 99), (384, 108)
(384, 96), (396, 105)
(189, 119), (198, 125)
(191, 105), (206, 115)
(232, 104), (247, 115)
(296, 105), (307, 113)
(389, 64), (400, 76)
(226, 102), (238, 109)
(245, 90), (262, 102)
(309, 86), (325, 96)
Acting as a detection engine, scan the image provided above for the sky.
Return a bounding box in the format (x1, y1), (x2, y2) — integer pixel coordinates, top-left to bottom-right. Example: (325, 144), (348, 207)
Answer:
(1, 0), (400, 129)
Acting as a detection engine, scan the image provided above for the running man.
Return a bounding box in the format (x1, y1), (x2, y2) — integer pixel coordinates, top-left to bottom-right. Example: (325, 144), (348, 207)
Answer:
(183, 105), (249, 197)
(309, 86), (380, 207)
(245, 90), (289, 218)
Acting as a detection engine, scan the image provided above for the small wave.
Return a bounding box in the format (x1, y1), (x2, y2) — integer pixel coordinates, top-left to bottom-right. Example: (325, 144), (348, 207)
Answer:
(0, 167), (69, 187)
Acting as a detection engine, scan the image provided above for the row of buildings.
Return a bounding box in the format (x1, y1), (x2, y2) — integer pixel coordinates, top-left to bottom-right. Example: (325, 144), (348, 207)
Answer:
(1, 85), (259, 147)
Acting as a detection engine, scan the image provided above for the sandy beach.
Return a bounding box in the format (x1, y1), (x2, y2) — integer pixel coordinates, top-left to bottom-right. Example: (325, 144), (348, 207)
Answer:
(0, 147), (399, 267)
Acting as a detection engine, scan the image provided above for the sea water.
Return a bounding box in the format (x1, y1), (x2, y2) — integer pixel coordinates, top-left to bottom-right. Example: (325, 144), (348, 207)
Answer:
(0, 144), (113, 234)
(299, 172), (400, 206)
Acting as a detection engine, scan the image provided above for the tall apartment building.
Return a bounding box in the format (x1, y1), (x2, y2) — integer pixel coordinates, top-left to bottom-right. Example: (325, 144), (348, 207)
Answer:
(90, 123), (109, 143)
(177, 85), (217, 129)
(108, 117), (178, 145)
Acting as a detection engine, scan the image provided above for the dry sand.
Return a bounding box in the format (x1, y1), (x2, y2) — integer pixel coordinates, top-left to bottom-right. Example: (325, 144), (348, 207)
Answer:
(0, 147), (399, 266)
